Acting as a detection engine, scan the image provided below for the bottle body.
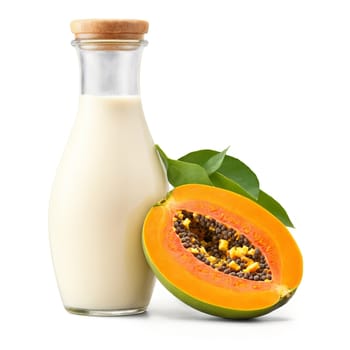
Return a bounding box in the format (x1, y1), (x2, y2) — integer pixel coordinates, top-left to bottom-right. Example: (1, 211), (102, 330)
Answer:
(49, 23), (168, 315)
(49, 95), (167, 314)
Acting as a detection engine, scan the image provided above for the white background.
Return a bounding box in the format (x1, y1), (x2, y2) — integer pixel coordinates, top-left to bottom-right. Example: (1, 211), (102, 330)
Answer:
(0, 0), (349, 348)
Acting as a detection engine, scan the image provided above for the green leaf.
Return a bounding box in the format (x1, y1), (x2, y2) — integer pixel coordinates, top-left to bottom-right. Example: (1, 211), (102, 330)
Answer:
(180, 149), (260, 199)
(179, 149), (215, 166)
(203, 147), (230, 175)
(155, 145), (212, 187)
(210, 172), (294, 228)
(157, 145), (294, 228)
(155, 144), (169, 168)
(257, 190), (295, 228)
(219, 155), (260, 199)
(167, 160), (213, 187)
(209, 172), (255, 199)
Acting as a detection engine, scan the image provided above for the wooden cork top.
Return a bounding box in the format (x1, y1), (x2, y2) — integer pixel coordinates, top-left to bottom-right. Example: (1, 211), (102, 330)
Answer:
(70, 19), (149, 40)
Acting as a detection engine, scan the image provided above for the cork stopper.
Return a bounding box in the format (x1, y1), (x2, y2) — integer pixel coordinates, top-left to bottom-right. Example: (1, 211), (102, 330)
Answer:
(70, 19), (149, 40)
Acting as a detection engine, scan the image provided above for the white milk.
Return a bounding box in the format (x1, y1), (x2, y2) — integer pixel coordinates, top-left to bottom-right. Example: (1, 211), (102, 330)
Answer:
(49, 95), (168, 313)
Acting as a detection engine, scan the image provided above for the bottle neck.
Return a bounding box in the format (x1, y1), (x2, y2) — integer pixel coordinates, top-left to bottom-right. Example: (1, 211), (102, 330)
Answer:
(73, 40), (146, 96)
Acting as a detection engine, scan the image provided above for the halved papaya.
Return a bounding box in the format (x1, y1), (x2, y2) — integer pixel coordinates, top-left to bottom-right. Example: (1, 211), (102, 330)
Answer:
(142, 184), (303, 319)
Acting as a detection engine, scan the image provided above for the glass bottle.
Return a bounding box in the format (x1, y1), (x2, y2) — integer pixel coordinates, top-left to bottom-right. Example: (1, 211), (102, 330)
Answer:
(48, 19), (168, 316)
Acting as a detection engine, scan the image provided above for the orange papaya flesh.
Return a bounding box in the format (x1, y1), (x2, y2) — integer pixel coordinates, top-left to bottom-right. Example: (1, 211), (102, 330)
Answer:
(142, 184), (303, 319)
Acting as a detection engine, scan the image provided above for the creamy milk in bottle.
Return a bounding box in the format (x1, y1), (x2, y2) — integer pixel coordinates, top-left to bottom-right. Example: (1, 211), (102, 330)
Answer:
(48, 19), (168, 316)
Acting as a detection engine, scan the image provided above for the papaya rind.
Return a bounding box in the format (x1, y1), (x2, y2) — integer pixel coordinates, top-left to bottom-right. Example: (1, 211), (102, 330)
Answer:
(143, 240), (296, 319)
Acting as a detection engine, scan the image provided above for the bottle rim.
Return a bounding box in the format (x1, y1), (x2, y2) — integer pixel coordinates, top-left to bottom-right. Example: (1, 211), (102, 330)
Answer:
(72, 39), (148, 50)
